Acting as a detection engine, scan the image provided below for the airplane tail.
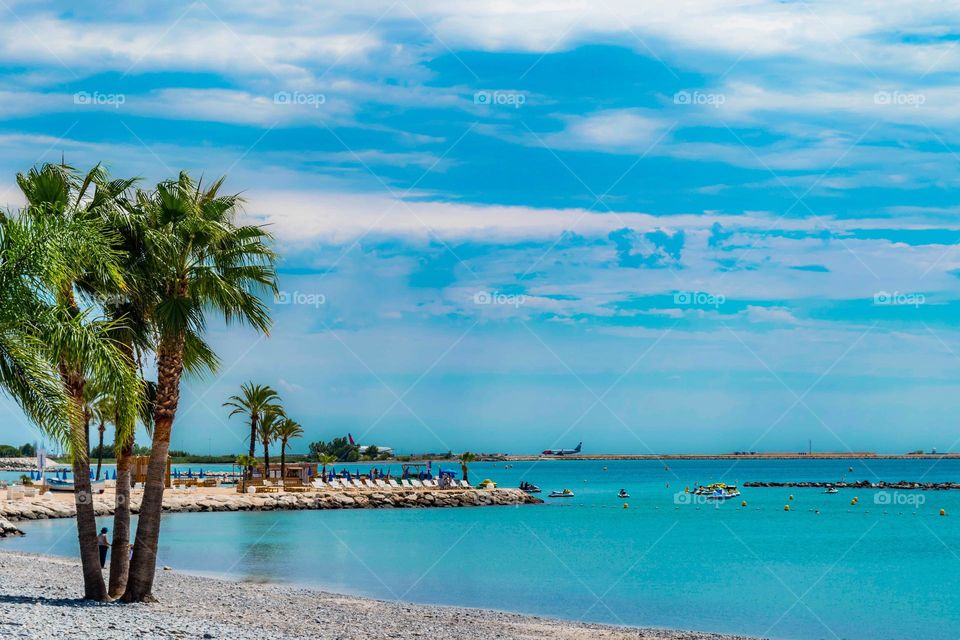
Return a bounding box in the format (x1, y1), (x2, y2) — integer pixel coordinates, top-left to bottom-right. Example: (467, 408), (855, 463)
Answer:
(575, 442), (582, 453)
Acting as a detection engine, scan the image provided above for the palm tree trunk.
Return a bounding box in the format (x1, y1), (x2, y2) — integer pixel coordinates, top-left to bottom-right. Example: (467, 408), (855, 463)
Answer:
(263, 441), (270, 477)
(62, 370), (107, 601)
(123, 336), (184, 602)
(280, 442), (286, 484)
(461, 464), (469, 485)
(95, 420), (105, 480)
(108, 434), (134, 598)
(248, 414), (257, 479)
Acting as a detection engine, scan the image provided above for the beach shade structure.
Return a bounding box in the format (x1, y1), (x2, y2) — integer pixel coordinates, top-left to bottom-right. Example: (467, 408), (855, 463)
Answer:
(111, 469), (117, 480)
(199, 469), (205, 479)
(187, 469), (193, 478)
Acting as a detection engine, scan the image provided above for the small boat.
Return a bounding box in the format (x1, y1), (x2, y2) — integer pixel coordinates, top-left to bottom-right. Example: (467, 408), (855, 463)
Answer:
(824, 487), (839, 494)
(548, 488), (575, 498)
(692, 482), (740, 500)
(618, 489), (630, 499)
(519, 481), (541, 494)
(46, 478), (106, 493)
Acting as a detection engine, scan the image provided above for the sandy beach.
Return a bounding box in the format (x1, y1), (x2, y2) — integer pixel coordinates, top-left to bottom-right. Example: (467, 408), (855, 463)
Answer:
(0, 551), (759, 640)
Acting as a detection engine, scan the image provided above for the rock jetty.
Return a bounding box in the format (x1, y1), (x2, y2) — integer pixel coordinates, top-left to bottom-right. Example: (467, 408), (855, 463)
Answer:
(0, 487), (541, 536)
(744, 480), (960, 490)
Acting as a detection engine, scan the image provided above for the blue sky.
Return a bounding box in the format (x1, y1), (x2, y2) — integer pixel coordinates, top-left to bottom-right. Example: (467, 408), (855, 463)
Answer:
(2, 1), (960, 455)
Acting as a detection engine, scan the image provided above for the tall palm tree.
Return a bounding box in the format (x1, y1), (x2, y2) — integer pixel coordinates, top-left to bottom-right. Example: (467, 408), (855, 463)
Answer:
(459, 451), (477, 486)
(16, 163), (143, 601)
(317, 453), (337, 480)
(275, 418), (303, 482)
(258, 408), (284, 478)
(124, 172), (277, 602)
(224, 382), (281, 479)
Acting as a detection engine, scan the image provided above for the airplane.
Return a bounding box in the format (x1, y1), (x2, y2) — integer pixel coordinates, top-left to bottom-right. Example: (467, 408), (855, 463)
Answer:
(542, 442), (582, 456)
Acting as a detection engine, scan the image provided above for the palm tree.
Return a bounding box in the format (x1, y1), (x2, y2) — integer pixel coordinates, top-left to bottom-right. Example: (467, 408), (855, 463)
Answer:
(234, 454), (259, 492)
(224, 382), (282, 479)
(275, 418), (303, 482)
(124, 172), (277, 602)
(91, 394), (116, 481)
(257, 408), (284, 478)
(459, 451), (477, 486)
(317, 453), (337, 480)
(16, 163), (143, 601)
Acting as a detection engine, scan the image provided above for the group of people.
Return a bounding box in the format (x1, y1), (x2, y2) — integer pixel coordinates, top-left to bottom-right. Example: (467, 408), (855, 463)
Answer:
(95, 528), (133, 569)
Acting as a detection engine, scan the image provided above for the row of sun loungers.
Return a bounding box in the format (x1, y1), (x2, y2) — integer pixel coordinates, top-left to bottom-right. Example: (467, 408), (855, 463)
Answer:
(309, 478), (472, 490)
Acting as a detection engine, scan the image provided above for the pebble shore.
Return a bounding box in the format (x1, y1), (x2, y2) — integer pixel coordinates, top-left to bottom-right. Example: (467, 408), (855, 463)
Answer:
(0, 551), (758, 640)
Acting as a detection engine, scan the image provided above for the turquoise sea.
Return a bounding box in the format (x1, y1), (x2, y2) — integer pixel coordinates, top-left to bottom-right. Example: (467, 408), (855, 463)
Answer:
(4, 458), (960, 639)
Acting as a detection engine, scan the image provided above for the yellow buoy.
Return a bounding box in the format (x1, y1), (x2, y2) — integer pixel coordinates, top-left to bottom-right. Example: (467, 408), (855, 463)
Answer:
(789, 494), (794, 500)
(850, 499), (857, 505)
(741, 500), (747, 507)
(623, 503), (629, 509)
(684, 486), (690, 493)
(784, 504), (790, 511)
(941, 509), (947, 517)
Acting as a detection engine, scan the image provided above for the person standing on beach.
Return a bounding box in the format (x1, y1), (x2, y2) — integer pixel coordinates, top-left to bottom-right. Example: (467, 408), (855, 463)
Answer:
(97, 527), (110, 569)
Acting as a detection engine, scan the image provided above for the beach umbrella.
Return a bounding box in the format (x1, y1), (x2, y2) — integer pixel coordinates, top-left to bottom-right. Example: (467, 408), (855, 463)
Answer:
(89, 469), (94, 479)
(187, 469), (193, 478)
(307, 466), (312, 476)
(199, 469), (205, 479)
(111, 469), (117, 480)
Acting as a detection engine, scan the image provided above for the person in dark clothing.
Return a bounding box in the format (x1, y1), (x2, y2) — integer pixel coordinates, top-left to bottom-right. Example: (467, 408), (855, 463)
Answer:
(97, 527), (110, 568)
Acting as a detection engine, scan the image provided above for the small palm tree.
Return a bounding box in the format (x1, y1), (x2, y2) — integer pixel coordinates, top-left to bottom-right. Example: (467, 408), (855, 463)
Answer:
(224, 383), (282, 479)
(275, 418), (303, 483)
(234, 454), (259, 492)
(459, 451), (477, 486)
(91, 394), (117, 481)
(317, 453), (337, 480)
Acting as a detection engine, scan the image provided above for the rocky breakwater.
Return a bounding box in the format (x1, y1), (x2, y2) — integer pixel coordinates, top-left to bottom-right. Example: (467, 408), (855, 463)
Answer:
(744, 480), (960, 490)
(0, 487), (542, 536)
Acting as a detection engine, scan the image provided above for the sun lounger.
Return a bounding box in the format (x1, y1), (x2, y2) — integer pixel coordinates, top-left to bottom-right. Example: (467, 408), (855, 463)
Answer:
(351, 479), (364, 489)
(375, 480), (392, 490)
(410, 479), (423, 488)
(460, 480), (472, 488)
(362, 479), (376, 489)
(423, 479), (437, 488)
(401, 479), (413, 488)
(311, 479), (325, 489)
(389, 479), (402, 488)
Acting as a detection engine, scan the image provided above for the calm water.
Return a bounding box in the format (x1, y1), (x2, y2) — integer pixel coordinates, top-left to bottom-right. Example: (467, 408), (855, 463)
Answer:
(4, 459), (960, 639)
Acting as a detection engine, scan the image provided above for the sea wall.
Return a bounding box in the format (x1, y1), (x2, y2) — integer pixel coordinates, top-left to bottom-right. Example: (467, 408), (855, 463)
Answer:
(744, 480), (960, 490)
(0, 487), (541, 536)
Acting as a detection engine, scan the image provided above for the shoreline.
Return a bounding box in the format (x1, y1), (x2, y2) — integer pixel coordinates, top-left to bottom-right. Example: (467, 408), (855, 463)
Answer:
(0, 485), (540, 537)
(0, 550), (761, 640)
(481, 453), (958, 461)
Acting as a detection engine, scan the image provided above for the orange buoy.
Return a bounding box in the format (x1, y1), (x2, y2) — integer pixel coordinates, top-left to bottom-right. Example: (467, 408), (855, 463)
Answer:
(941, 509), (947, 517)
